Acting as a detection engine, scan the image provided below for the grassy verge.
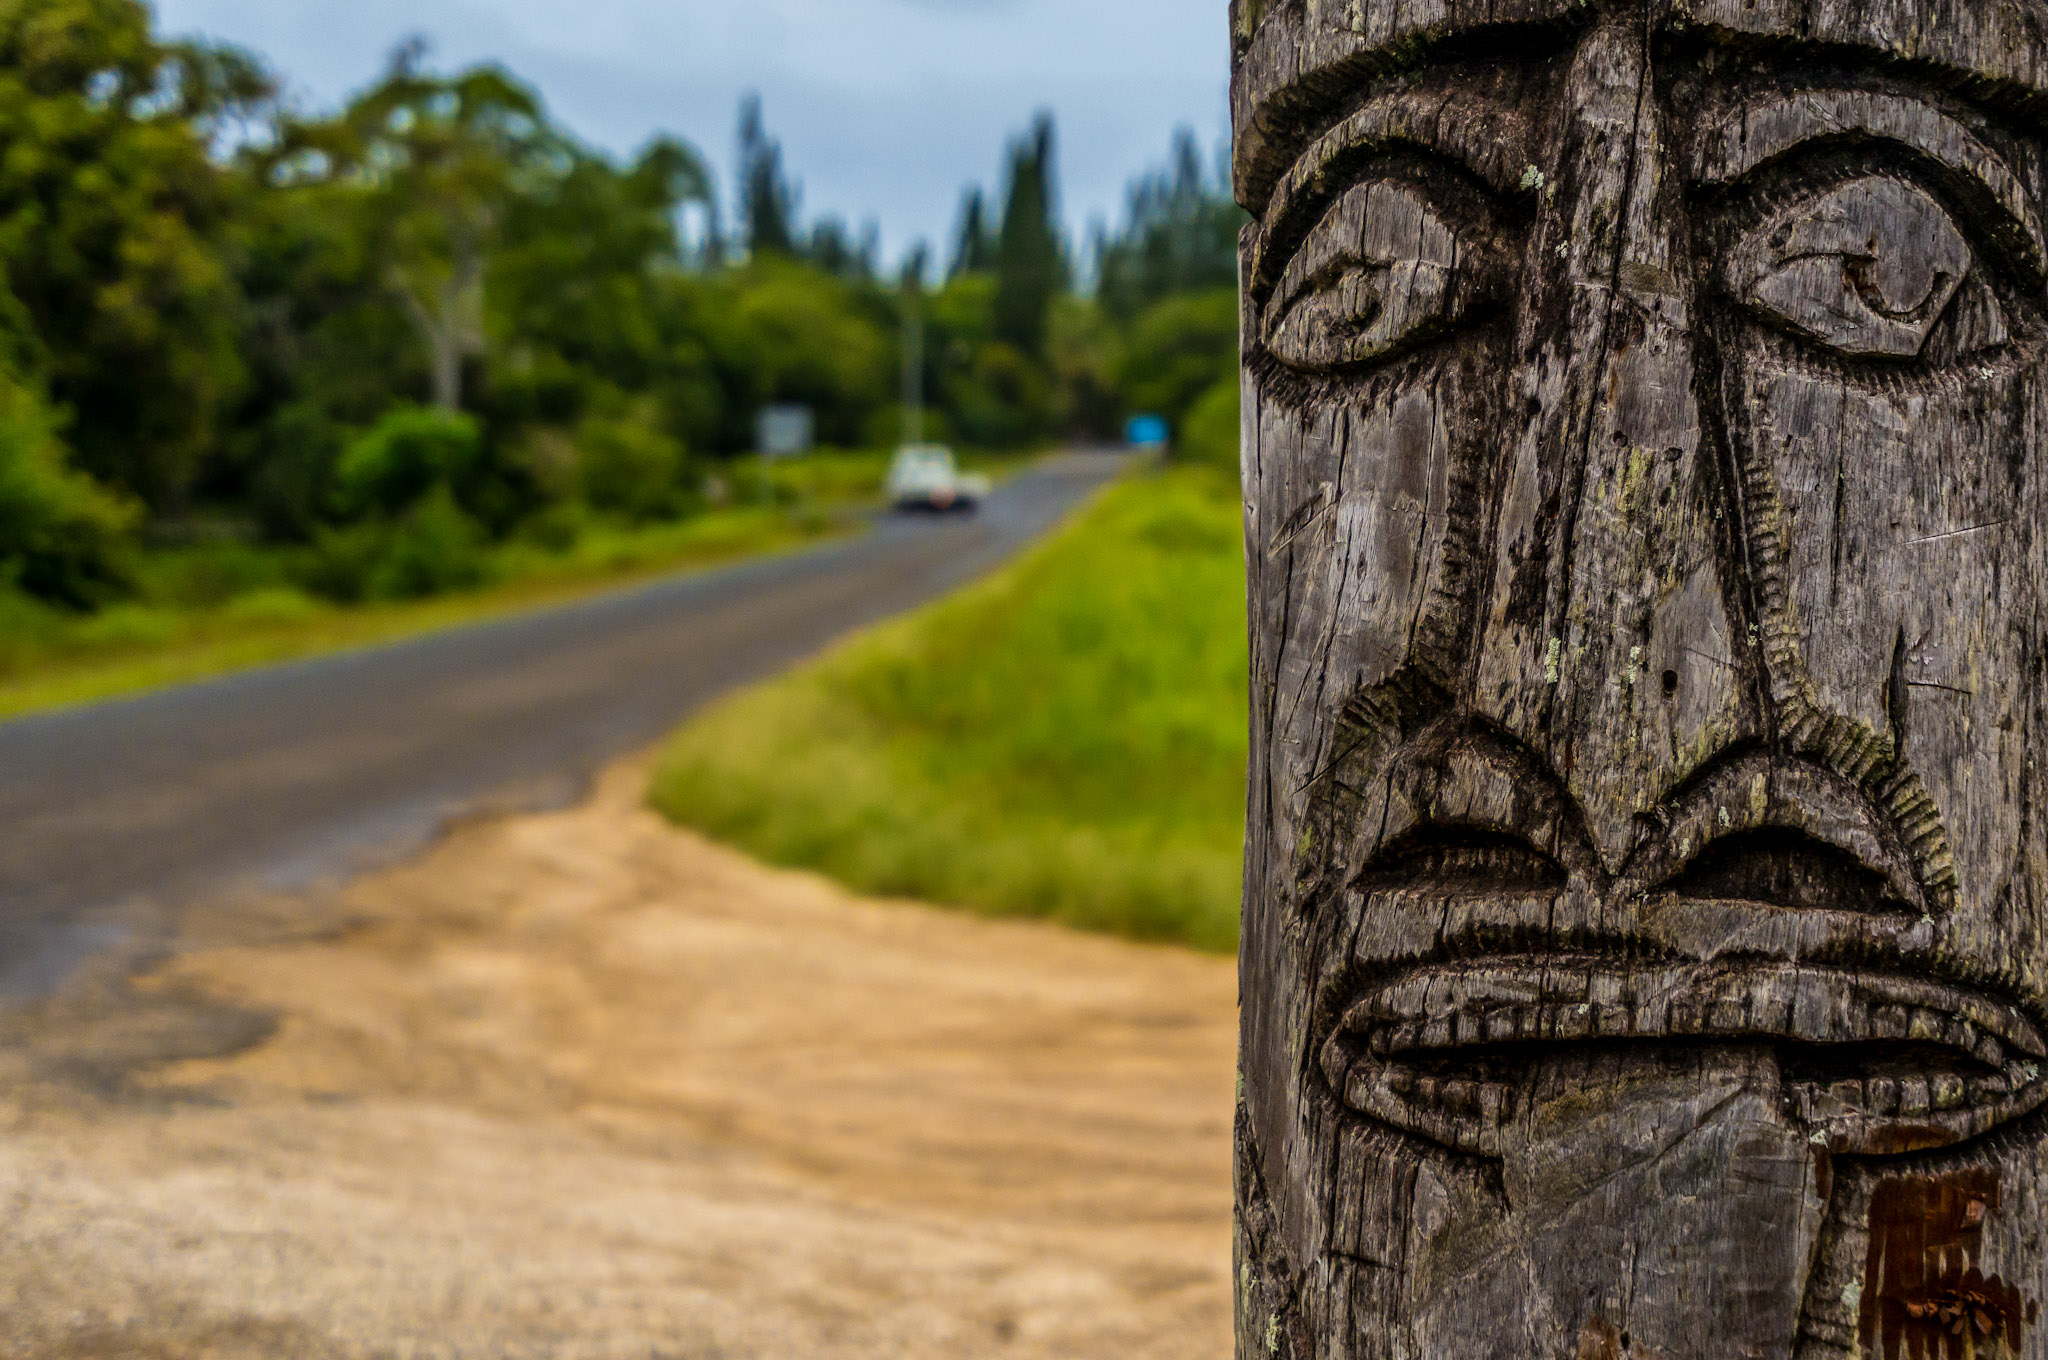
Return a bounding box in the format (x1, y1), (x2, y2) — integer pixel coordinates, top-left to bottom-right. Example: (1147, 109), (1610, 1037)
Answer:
(649, 465), (1248, 953)
(0, 500), (847, 722)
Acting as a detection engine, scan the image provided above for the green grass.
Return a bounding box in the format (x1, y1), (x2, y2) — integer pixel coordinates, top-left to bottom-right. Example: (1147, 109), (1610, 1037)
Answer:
(649, 465), (1249, 952)
(0, 502), (847, 721)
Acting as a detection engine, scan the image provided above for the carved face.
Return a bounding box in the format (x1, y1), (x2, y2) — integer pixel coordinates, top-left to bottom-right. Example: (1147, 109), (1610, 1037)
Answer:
(1234, 4), (2048, 1357)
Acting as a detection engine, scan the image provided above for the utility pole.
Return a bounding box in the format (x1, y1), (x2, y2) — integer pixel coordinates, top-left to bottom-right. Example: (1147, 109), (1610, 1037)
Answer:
(901, 259), (926, 449)
(1232, 3), (2048, 1356)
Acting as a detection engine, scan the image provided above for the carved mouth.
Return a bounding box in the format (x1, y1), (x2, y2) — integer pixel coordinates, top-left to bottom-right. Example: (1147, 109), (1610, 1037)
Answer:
(1324, 959), (2048, 1158)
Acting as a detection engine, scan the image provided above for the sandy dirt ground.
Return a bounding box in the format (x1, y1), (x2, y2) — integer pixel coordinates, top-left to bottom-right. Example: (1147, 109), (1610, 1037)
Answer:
(0, 758), (1237, 1359)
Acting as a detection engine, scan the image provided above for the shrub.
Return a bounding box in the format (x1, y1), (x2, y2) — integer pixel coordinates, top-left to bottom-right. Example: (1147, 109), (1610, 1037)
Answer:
(366, 486), (489, 599)
(1178, 377), (1241, 471)
(1118, 289), (1239, 431)
(576, 415), (684, 520)
(0, 371), (137, 608)
(299, 486), (488, 601)
(332, 406), (485, 519)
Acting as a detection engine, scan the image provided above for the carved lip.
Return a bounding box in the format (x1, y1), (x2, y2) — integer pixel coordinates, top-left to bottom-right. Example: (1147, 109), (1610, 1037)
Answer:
(1323, 958), (2048, 1159)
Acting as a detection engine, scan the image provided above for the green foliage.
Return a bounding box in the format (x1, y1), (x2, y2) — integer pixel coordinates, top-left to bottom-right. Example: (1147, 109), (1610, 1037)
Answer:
(0, 5), (1257, 698)
(737, 94), (797, 259)
(0, 0), (265, 509)
(575, 414), (684, 520)
(1095, 129), (1246, 323)
(1179, 377), (1241, 470)
(707, 259), (894, 448)
(1119, 289), (1240, 433)
(650, 468), (1248, 950)
(992, 114), (1067, 356)
(331, 405), (484, 518)
(948, 187), (996, 279)
(0, 365), (135, 606)
(365, 485), (488, 599)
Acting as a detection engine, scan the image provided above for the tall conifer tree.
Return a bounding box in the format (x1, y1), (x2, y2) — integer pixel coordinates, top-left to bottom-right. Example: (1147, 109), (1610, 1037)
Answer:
(992, 114), (1065, 355)
(949, 187), (996, 278)
(737, 94), (797, 259)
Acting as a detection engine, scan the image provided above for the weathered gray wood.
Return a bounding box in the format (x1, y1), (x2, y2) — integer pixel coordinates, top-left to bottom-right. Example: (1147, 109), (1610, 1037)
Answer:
(1232, 3), (2048, 1356)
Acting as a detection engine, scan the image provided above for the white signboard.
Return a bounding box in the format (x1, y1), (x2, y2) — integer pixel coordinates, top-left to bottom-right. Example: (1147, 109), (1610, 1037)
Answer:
(757, 405), (815, 460)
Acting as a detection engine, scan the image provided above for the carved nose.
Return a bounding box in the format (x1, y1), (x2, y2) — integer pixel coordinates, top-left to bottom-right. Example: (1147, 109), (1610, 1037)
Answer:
(1468, 22), (1754, 875)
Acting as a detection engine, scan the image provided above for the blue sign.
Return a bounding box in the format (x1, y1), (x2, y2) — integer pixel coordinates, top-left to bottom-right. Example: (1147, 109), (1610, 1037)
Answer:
(1127, 414), (1170, 449)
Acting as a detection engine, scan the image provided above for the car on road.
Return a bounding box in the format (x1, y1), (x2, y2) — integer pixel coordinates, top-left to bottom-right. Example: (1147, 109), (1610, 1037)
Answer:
(886, 445), (989, 512)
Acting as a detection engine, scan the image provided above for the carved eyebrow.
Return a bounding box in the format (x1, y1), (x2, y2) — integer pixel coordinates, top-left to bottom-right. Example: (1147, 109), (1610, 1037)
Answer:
(1248, 93), (1531, 296)
(1696, 90), (2048, 280)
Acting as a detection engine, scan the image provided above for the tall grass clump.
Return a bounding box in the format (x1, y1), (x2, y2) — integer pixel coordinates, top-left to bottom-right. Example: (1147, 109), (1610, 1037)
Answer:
(649, 466), (1249, 952)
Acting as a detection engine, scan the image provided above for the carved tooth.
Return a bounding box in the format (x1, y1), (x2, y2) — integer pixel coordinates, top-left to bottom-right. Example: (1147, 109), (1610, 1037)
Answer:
(1872, 1004), (1911, 1041)
(1479, 1083), (1508, 1125)
(1909, 1008), (1946, 1044)
(1931, 1073), (1967, 1110)
(1834, 1079), (1872, 1114)
(1443, 1079), (1479, 1117)
(1669, 999), (1704, 1035)
(1972, 1071), (2013, 1100)
(1422, 1018), (1455, 1050)
(1709, 995), (1749, 1034)
(1896, 1075), (1931, 1116)
(1411, 1076), (1443, 1110)
(1384, 1067), (1417, 1098)
(1976, 1035), (2007, 1069)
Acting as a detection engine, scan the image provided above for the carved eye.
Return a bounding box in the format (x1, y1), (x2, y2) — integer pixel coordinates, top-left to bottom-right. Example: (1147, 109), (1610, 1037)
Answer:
(1728, 177), (2002, 359)
(1264, 181), (1490, 372)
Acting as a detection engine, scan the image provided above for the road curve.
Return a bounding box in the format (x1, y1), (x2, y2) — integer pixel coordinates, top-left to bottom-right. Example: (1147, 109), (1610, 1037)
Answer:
(0, 453), (1125, 995)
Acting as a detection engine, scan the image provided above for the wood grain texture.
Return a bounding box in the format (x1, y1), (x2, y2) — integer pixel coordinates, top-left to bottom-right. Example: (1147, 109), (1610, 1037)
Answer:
(1233, 4), (2048, 1356)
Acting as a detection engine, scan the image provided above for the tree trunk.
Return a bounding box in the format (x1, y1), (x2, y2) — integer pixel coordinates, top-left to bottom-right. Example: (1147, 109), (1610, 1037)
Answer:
(1231, 4), (2048, 1357)
(393, 231), (485, 413)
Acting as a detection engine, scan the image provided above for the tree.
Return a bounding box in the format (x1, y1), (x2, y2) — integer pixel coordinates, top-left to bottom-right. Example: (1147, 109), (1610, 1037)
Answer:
(949, 186), (996, 278)
(1234, 5), (2048, 1359)
(737, 94), (797, 259)
(991, 114), (1066, 356)
(294, 48), (559, 414)
(1095, 128), (1243, 322)
(0, 0), (272, 511)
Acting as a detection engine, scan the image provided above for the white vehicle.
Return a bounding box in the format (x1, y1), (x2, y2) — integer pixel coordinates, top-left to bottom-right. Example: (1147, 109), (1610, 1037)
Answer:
(886, 445), (989, 512)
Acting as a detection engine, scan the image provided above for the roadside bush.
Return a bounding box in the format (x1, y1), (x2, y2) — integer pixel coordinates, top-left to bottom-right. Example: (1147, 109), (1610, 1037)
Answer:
(576, 415), (684, 520)
(301, 485), (488, 601)
(332, 407), (485, 519)
(1118, 289), (1238, 431)
(366, 487), (489, 599)
(1178, 377), (1240, 470)
(0, 371), (137, 608)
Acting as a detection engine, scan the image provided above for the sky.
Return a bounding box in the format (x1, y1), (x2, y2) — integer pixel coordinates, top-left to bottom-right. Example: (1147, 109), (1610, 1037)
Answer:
(151, 0), (1232, 269)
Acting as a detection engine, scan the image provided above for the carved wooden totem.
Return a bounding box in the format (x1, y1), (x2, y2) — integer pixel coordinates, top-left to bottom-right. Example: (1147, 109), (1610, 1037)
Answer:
(1233, 3), (2048, 1357)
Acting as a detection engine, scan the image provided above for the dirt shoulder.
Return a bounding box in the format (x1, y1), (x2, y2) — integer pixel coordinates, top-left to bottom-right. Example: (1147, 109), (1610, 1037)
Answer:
(0, 756), (1237, 1360)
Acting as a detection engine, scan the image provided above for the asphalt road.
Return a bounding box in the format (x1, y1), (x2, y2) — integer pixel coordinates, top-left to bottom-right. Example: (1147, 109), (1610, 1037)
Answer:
(0, 453), (1125, 996)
